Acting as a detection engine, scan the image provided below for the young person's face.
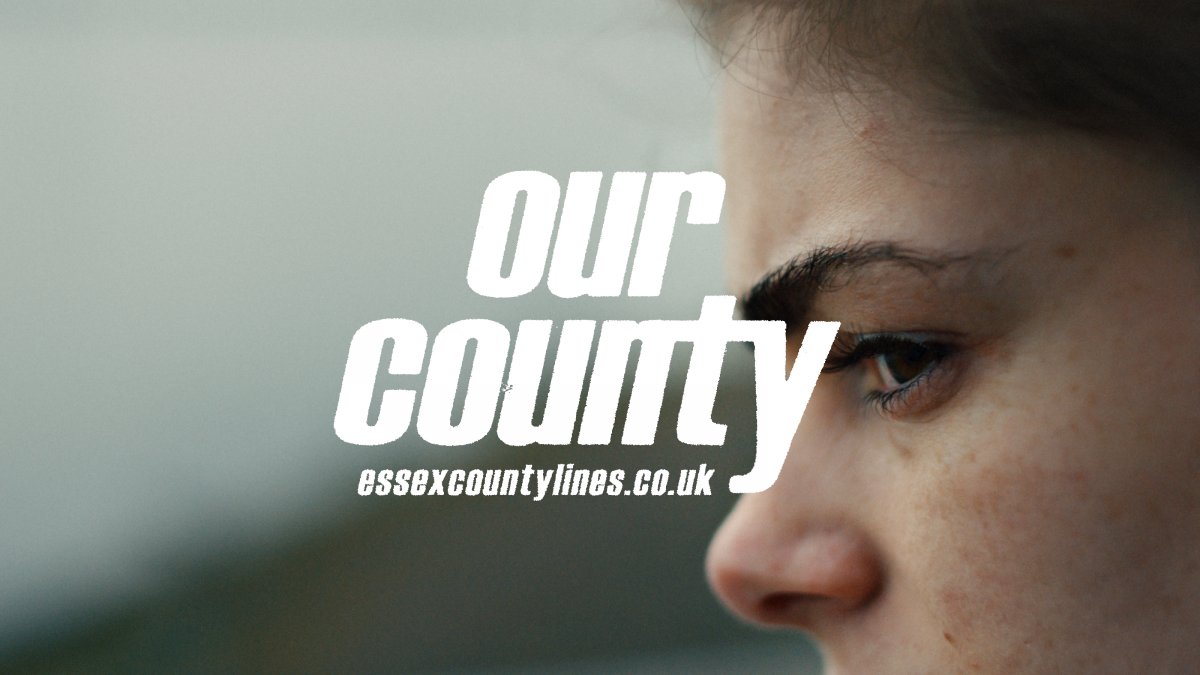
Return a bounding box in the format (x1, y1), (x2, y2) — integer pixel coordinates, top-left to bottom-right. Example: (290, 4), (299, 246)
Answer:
(706, 58), (1200, 673)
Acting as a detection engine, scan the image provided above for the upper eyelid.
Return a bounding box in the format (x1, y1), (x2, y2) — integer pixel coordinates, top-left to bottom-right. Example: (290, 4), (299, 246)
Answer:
(823, 331), (951, 373)
(854, 331), (941, 345)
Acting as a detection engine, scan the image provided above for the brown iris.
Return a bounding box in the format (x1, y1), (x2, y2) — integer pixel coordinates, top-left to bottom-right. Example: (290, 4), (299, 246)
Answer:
(874, 341), (939, 390)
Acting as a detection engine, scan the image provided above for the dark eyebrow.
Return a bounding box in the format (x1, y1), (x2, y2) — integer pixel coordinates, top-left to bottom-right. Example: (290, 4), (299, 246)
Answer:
(741, 241), (985, 327)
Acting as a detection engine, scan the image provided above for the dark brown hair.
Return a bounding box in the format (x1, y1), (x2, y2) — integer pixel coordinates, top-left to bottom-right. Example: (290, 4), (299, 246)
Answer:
(688, 0), (1200, 163)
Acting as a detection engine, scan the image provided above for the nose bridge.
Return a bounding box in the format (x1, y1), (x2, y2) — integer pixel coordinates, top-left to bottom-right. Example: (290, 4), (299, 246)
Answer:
(706, 411), (883, 629)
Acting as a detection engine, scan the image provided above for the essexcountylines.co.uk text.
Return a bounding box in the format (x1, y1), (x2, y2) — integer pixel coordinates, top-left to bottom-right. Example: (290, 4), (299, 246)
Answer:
(357, 464), (715, 500)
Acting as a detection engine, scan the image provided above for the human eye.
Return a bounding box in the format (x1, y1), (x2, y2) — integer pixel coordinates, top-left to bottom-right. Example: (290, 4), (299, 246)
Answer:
(823, 331), (959, 417)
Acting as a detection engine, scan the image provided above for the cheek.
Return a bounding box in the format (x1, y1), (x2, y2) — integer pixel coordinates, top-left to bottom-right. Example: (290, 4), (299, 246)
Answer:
(899, 431), (1101, 668)
(900, 377), (1199, 667)
(917, 442), (1091, 592)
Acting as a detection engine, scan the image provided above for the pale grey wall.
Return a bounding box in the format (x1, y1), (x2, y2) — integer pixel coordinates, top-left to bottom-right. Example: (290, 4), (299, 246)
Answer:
(0, 0), (736, 653)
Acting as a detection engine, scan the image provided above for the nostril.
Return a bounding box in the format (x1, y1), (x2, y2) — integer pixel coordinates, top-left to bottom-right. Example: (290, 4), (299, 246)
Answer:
(760, 591), (822, 616)
(757, 592), (821, 625)
(757, 590), (862, 627)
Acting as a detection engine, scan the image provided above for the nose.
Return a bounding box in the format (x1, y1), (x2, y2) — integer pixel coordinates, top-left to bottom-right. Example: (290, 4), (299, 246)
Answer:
(706, 493), (883, 629)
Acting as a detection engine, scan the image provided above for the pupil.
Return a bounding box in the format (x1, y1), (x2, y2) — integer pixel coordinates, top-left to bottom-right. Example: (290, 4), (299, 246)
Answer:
(883, 344), (932, 384)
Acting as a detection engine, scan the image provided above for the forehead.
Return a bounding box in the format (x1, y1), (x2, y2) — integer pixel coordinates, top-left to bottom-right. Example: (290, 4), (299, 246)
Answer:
(715, 66), (1167, 297)
(721, 74), (993, 293)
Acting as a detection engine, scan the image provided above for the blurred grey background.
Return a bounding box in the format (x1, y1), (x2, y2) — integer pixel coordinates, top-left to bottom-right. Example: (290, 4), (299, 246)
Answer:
(0, 1), (820, 672)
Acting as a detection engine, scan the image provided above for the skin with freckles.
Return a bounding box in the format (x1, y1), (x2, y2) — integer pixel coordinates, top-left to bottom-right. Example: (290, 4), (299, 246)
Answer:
(704, 43), (1200, 675)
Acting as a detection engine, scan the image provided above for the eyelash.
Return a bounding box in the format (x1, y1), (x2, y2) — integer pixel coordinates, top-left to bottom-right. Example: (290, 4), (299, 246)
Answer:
(823, 331), (956, 416)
